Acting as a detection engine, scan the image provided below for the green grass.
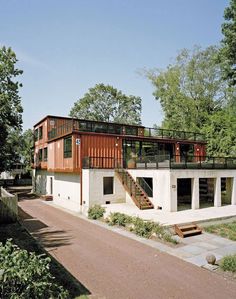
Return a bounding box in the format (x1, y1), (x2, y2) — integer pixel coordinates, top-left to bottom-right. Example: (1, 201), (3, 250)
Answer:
(220, 254), (236, 272)
(204, 221), (236, 241)
(0, 222), (89, 299)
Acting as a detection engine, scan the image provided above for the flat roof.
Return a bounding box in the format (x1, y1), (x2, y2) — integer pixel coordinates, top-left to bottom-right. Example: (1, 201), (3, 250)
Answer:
(33, 115), (145, 128)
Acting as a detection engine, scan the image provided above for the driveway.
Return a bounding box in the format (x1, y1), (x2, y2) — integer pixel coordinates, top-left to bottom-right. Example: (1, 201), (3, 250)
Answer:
(18, 199), (236, 299)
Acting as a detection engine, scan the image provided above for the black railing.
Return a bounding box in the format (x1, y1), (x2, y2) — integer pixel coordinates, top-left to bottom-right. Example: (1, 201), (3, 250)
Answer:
(170, 155), (236, 169)
(82, 155), (236, 170)
(47, 118), (205, 142)
(144, 128), (205, 141)
(82, 157), (123, 169)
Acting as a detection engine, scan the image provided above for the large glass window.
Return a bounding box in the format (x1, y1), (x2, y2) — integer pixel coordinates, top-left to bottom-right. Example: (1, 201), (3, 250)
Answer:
(103, 177), (114, 195)
(64, 136), (72, 158)
(43, 147), (48, 161)
(34, 129), (38, 141)
(38, 149), (43, 161)
(125, 126), (138, 136)
(79, 121), (92, 132)
(38, 126), (43, 139)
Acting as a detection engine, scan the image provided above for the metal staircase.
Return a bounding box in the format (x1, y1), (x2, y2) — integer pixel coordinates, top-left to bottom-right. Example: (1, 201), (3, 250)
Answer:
(115, 168), (154, 210)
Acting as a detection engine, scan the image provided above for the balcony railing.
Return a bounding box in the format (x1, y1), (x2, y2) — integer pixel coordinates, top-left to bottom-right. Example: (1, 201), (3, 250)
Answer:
(82, 155), (236, 170)
(144, 128), (205, 141)
(47, 118), (206, 142)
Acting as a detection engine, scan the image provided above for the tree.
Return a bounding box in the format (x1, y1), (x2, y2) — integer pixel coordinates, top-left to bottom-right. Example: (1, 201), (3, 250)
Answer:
(20, 129), (34, 173)
(69, 83), (142, 125)
(203, 109), (236, 156)
(220, 0), (236, 85)
(0, 46), (23, 172)
(146, 46), (235, 156)
(0, 239), (68, 298)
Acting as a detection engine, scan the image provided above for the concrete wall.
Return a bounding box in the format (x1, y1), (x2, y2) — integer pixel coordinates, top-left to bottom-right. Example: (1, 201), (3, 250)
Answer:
(34, 170), (81, 212)
(170, 169), (236, 212)
(128, 169), (171, 210)
(128, 168), (236, 212)
(0, 187), (18, 223)
(82, 169), (126, 212)
(53, 173), (81, 212)
(34, 168), (236, 214)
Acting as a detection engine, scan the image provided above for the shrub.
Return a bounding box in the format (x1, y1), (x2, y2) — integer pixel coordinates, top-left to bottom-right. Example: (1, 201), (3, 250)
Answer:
(0, 239), (68, 299)
(152, 223), (178, 244)
(162, 233), (178, 245)
(108, 212), (133, 227)
(132, 218), (155, 238)
(88, 205), (105, 220)
(220, 254), (236, 272)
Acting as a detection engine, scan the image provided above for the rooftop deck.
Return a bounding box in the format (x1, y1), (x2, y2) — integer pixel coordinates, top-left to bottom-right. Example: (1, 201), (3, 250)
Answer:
(47, 118), (205, 142)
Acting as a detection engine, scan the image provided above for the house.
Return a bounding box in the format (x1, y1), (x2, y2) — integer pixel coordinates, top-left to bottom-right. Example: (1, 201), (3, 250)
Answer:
(33, 115), (236, 213)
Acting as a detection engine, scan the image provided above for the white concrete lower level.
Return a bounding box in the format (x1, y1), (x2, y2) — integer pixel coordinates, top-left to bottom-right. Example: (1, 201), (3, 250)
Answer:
(34, 168), (236, 215)
(103, 203), (236, 226)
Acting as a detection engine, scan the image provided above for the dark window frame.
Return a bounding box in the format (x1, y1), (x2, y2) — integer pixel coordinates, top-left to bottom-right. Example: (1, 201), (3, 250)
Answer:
(38, 148), (43, 162)
(64, 136), (72, 158)
(38, 126), (43, 140)
(103, 177), (114, 195)
(43, 147), (48, 161)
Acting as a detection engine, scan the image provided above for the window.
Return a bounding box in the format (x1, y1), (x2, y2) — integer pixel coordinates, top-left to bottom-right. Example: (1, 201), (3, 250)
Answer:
(125, 126), (138, 136)
(64, 136), (72, 158)
(103, 177), (114, 195)
(38, 149), (43, 162)
(43, 147), (48, 161)
(34, 129), (38, 141)
(38, 126), (43, 139)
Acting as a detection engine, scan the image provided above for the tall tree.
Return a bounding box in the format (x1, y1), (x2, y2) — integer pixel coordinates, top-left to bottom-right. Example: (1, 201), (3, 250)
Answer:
(69, 83), (142, 125)
(220, 0), (236, 85)
(146, 46), (235, 156)
(0, 46), (23, 172)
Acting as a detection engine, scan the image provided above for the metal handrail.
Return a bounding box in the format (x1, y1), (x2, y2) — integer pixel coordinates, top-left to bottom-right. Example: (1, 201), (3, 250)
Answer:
(82, 155), (236, 170)
(47, 118), (205, 141)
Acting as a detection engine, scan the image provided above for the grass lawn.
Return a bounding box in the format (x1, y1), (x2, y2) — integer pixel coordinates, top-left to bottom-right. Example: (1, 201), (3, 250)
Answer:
(0, 221), (90, 299)
(204, 221), (236, 241)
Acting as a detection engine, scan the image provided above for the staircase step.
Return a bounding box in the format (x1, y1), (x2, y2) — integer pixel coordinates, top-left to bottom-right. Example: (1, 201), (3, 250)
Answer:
(182, 229), (202, 237)
(174, 223), (202, 238)
(178, 224), (198, 231)
(116, 169), (154, 210)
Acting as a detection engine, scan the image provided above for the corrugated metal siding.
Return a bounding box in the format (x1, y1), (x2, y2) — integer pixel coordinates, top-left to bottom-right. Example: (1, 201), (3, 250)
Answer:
(81, 134), (122, 168)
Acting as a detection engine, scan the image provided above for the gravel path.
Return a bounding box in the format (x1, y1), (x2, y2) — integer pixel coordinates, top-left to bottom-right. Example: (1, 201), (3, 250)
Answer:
(19, 199), (236, 299)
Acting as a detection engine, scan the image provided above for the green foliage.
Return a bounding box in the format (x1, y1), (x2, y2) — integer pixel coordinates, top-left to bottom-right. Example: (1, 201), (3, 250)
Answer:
(203, 109), (236, 156)
(132, 218), (155, 238)
(69, 83), (142, 125)
(108, 212), (133, 226)
(146, 46), (236, 156)
(204, 221), (236, 241)
(0, 239), (69, 299)
(105, 212), (177, 243)
(0, 46), (23, 172)
(88, 204), (106, 220)
(220, 0), (236, 85)
(20, 129), (34, 172)
(220, 254), (236, 272)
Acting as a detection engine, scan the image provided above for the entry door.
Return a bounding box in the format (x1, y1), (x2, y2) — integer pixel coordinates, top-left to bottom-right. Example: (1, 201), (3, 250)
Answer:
(50, 177), (53, 195)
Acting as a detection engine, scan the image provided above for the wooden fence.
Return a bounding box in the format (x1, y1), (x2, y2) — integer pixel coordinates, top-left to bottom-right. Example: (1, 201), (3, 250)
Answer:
(0, 187), (18, 224)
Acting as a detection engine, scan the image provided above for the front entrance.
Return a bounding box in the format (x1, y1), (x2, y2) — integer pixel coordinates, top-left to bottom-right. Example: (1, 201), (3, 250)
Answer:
(177, 178), (192, 211)
(50, 177), (53, 195)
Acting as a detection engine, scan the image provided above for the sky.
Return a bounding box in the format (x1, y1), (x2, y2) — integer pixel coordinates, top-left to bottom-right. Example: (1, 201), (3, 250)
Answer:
(0, 0), (229, 130)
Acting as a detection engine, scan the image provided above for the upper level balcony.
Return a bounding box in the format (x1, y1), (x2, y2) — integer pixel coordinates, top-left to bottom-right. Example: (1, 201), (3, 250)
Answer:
(82, 155), (236, 170)
(47, 117), (205, 142)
